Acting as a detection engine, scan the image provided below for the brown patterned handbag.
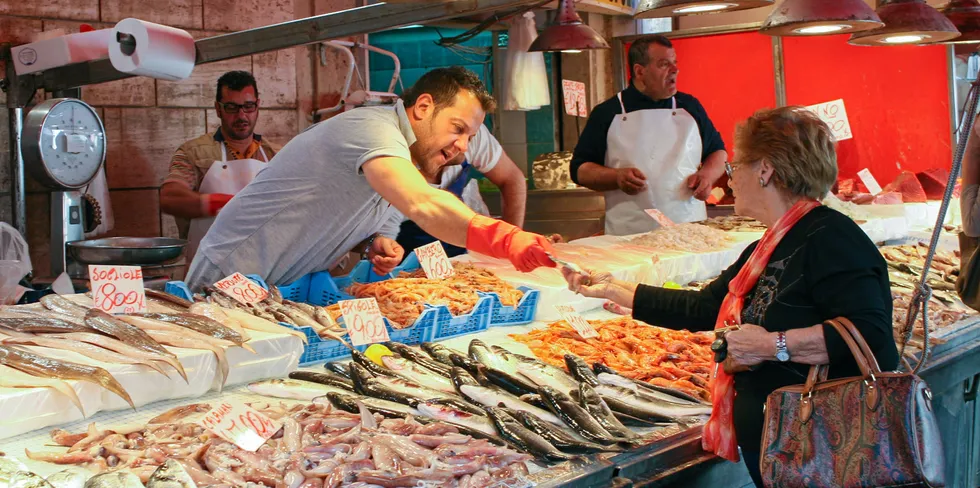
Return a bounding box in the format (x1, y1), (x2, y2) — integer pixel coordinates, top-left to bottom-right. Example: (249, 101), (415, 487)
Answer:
(759, 317), (945, 488)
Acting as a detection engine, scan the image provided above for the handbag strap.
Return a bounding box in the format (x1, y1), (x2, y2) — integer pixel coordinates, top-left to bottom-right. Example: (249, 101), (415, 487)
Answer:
(829, 317), (882, 373)
(799, 318), (882, 422)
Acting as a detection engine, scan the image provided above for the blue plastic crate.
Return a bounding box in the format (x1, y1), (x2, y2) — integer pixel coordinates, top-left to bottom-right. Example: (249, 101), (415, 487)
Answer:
(482, 286), (540, 327)
(277, 274), (311, 302)
(430, 295), (492, 340)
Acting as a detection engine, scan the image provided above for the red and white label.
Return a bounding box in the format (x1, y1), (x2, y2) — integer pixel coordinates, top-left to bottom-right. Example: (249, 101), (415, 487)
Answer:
(856, 168), (883, 195)
(339, 298), (390, 346)
(89, 265), (146, 314)
(415, 241), (455, 280)
(644, 209), (675, 227)
(198, 402), (282, 452)
(804, 99), (852, 141)
(562, 80), (587, 117)
(214, 272), (269, 305)
(555, 305), (598, 339)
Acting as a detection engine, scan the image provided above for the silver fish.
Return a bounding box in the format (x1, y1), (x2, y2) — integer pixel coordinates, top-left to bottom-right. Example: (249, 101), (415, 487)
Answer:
(247, 378), (350, 401)
(45, 471), (88, 488)
(146, 460), (197, 488)
(380, 355), (456, 394)
(593, 382), (712, 421)
(83, 471), (143, 488)
(9, 471), (55, 488)
(458, 384), (564, 426)
(416, 401), (498, 438)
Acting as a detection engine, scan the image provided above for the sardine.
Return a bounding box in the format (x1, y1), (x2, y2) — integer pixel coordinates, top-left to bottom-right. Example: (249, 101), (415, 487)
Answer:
(83, 471), (143, 488)
(450, 367), (563, 426)
(145, 289), (193, 309)
(247, 378), (350, 401)
(288, 370), (354, 391)
(573, 383), (637, 440)
(0, 345), (133, 408)
(483, 406), (573, 461)
(537, 386), (627, 445)
(593, 363), (707, 405)
(380, 355), (456, 394)
(146, 459), (197, 488)
(508, 409), (615, 453)
(45, 471), (88, 488)
(9, 471), (56, 488)
(421, 342), (464, 366)
(384, 342), (452, 376)
(135, 313), (252, 352)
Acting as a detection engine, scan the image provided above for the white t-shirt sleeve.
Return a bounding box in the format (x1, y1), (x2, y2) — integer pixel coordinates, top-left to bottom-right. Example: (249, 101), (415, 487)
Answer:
(465, 124), (503, 174)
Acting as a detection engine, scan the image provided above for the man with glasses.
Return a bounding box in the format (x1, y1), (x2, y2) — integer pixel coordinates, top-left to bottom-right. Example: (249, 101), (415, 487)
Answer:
(161, 70), (280, 264)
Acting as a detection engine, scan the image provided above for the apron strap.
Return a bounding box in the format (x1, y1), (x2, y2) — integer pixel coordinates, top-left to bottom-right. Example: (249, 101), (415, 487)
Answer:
(257, 145), (269, 163)
(219, 142), (227, 162)
(671, 96), (676, 111)
(446, 161), (471, 197)
(617, 92), (627, 114)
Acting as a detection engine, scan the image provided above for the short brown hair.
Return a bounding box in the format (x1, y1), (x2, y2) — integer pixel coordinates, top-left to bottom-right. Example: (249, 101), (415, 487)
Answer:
(735, 106), (838, 200)
(402, 66), (496, 114)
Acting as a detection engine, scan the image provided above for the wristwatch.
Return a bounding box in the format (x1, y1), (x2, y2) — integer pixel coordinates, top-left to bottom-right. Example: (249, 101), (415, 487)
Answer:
(360, 233), (380, 260)
(775, 332), (790, 362)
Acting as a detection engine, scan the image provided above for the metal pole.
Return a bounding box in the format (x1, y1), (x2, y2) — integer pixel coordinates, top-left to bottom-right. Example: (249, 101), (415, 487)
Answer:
(772, 36), (786, 107)
(8, 107), (25, 235)
(612, 38), (627, 93)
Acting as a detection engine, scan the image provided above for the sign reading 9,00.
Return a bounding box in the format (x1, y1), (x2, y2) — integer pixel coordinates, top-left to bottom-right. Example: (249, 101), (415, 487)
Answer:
(339, 297), (390, 346)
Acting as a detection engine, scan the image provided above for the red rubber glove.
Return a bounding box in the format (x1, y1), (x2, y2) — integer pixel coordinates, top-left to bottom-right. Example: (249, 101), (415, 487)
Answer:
(466, 215), (557, 273)
(203, 193), (233, 216)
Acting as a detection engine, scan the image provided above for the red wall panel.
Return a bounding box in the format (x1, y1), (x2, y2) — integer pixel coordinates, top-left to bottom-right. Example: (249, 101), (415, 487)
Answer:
(783, 34), (952, 182)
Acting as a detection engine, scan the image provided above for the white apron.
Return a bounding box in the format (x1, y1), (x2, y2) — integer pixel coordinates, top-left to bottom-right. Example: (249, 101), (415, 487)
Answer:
(604, 93), (706, 236)
(186, 143), (269, 264)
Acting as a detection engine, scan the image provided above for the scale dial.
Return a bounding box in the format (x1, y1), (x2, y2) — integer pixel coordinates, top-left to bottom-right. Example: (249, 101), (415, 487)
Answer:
(22, 98), (106, 189)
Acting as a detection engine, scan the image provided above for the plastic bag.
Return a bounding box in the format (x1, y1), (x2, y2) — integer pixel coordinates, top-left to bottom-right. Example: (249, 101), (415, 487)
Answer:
(503, 12), (551, 111)
(0, 222), (31, 304)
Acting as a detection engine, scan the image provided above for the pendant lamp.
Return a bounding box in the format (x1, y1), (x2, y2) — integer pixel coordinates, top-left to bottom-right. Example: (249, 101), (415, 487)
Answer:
(528, 0), (610, 52)
(849, 0), (960, 46)
(937, 0), (980, 44)
(635, 0), (773, 19)
(761, 0), (883, 36)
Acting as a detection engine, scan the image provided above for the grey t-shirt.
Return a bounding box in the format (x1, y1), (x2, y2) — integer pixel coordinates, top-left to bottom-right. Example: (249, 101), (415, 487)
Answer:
(185, 101), (415, 288)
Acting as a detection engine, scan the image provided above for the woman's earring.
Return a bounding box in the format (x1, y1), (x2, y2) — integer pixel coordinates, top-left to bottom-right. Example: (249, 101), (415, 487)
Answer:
(759, 177), (767, 187)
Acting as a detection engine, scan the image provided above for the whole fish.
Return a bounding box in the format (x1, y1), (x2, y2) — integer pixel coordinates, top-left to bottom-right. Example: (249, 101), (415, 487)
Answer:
(0, 317), (93, 334)
(468, 340), (539, 395)
(206, 291), (241, 311)
(416, 400), (498, 438)
(147, 459), (197, 488)
(564, 354), (600, 386)
(0, 457), (29, 484)
(135, 313), (252, 352)
(592, 381), (712, 422)
(268, 286), (284, 304)
(508, 409), (615, 454)
(450, 367), (563, 426)
(145, 289), (193, 309)
(348, 362), (459, 407)
(483, 406), (573, 461)
(45, 471), (88, 488)
(596, 372), (709, 407)
(0, 332), (171, 377)
(0, 365), (85, 415)
(187, 303), (251, 341)
(220, 308), (308, 343)
(40, 295), (89, 322)
(247, 378), (349, 401)
(288, 370), (354, 391)
(537, 386), (628, 445)
(9, 471), (55, 488)
(271, 303), (320, 329)
(44, 332), (185, 382)
(324, 361), (352, 378)
(83, 471), (143, 488)
(0, 345), (133, 408)
(381, 355), (456, 394)
(321, 391), (420, 418)
(84, 310), (173, 359)
(421, 342), (464, 366)
(448, 353), (481, 377)
(593, 363), (707, 405)
(384, 342), (452, 376)
(312, 307), (340, 332)
(144, 330), (229, 389)
(349, 349), (395, 377)
(574, 383), (637, 440)
(120, 316), (237, 350)
(503, 347), (579, 395)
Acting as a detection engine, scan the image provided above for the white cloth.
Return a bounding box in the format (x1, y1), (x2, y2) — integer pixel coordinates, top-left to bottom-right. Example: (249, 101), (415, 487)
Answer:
(186, 143), (269, 266)
(604, 93), (705, 235)
(502, 12), (551, 111)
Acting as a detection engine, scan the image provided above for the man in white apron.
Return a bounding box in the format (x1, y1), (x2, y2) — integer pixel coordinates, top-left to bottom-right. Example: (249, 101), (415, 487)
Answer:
(570, 35), (729, 236)
(161, 71), (279, 265)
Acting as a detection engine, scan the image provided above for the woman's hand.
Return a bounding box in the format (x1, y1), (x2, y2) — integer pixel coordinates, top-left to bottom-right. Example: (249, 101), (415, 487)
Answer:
(722, 324), (777, 374)
(561, 267), (614, 299)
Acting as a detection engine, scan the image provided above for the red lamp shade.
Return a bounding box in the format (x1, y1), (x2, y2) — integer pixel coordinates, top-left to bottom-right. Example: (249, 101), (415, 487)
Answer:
(761, 0), (884, 36)
(635, 0), (773, 18)
(849, 0), (960, 46)
(938, 0), (980, 44)
(529, 0), (610, 52)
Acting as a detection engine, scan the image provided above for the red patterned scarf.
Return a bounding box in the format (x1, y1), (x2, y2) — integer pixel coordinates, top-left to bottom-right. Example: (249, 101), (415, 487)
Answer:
(702, 199), (822, 462)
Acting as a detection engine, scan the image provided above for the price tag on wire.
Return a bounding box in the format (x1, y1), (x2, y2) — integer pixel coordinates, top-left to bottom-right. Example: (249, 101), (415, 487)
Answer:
(88, 265), (147, 314)
(339, 297), (390, 346)
(644, 209), (675, 227)
(214, 272), (269, 305)
(857, 168), (883, 195)
(414, 241), (455, 279)
(555, 305), (598, 339)
(198, 401), (282, 452)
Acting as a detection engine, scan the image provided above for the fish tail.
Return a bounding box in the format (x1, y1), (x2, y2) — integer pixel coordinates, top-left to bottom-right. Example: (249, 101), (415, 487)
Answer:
(94, 368), (135, 409)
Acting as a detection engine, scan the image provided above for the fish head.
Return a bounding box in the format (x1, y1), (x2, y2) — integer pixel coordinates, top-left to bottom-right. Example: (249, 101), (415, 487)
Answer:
(147, 460), (196, 488)
(449, 367), (480, 393)
(592, 362), (617, 376)
(468, 339), (495, 365)
(9, 471), (55, 488)
(564, 354), (599, 386)
(348, 363), (375, 394)
(449, 353), (479, 374)
(322, 391), (358, 413)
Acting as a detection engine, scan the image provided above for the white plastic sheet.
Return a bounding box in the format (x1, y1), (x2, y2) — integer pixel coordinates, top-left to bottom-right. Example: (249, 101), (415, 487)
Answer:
(502, 12), (550, 111)
(0, 222), (31, 305)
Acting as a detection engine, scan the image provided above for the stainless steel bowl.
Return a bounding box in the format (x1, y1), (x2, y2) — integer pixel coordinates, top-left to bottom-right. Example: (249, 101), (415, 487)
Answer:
(67, 237), (187, 266)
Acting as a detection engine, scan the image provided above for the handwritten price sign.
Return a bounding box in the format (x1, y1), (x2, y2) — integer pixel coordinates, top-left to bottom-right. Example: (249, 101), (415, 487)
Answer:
(339, 298), (390, 347)
(644, 209), (675, 227)
(562, 80), (587, 117)
(857, 168), (883, 195)
(214, 272), (269, 305)
(555, 305), (598, 339)
(89, 265), (146, 314)
(804, 99), (853, 142)
(198, 402), (282, 452)
(415, 241), (455, 280)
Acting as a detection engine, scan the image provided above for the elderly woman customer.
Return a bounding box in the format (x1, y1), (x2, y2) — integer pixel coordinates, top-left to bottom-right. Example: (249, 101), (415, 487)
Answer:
(563, 106), (899, 487)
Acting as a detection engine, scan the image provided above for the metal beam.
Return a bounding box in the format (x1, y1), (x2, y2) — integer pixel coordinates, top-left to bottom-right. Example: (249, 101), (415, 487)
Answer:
(34, 0), (538, 94)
